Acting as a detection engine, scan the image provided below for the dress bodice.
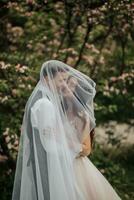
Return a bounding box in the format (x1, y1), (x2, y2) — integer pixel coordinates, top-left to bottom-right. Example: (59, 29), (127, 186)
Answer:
(69, 115), (85, 142)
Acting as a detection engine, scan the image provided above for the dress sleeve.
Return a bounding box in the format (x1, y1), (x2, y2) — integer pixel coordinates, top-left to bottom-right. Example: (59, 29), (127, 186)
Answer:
(30, 98), (56, 152)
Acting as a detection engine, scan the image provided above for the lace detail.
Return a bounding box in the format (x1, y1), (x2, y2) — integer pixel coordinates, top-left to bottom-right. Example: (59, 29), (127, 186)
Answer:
(70, 116), (85, 141)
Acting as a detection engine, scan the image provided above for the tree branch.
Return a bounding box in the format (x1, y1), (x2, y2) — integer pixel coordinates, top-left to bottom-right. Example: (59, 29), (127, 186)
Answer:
(73, 20), (93, 68)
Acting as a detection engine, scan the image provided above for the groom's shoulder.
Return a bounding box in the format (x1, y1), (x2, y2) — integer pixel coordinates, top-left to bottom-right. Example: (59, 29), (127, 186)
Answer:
(32, 97), (54, 111)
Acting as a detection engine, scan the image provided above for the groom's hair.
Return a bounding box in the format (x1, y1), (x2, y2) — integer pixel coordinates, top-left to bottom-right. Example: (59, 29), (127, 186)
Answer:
(43, 65), (68, 78)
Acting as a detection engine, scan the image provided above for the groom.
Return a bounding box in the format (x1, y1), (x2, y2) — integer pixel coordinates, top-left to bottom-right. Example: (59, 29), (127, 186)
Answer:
(33, 64), (92, 198)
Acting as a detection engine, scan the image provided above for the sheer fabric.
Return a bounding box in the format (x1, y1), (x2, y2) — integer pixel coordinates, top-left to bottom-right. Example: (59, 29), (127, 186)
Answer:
(12, 60), (121, 200)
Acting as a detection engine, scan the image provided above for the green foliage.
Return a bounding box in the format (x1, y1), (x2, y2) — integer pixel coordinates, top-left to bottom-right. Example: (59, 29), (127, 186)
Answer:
(90, 144), (134, 200)
(0, 0), (133, 199)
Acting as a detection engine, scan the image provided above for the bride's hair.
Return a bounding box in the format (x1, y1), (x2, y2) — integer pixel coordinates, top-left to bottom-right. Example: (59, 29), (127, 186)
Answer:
(75, 82), (95, 148)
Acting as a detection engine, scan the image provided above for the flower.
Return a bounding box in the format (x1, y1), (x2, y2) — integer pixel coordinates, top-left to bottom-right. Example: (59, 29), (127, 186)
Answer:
(15, 64), (28, 73)
(0, 61), (11, 69)
(3, 128), (10, 137)
(1, 96), (8, 103)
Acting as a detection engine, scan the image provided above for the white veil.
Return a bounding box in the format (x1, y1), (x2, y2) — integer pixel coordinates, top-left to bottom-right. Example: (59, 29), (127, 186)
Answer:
(12, 60), (96, 200)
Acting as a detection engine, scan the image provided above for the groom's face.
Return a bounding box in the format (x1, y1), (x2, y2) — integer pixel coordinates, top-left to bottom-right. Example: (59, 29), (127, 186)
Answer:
(53, 71), (69, 93)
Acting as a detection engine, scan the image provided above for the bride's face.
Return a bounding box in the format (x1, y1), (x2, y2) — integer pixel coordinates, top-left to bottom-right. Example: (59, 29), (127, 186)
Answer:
(67, 77), (78, 93)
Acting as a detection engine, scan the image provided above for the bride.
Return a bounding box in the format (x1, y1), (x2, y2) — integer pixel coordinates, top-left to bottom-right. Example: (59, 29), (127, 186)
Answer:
(63, 75), (121, 200)
(12, 60), (121, 200)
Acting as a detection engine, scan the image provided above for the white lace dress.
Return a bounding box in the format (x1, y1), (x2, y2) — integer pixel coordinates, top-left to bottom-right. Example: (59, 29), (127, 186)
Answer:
(70, 116), (121, 200)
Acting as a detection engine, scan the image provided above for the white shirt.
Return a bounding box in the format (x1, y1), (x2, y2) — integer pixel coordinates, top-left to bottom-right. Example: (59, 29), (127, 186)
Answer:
(30, 97), (57, 153)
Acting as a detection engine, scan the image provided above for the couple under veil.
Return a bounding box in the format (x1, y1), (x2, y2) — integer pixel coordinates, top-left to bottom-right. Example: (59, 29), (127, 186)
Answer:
(12, 60), (121, 200)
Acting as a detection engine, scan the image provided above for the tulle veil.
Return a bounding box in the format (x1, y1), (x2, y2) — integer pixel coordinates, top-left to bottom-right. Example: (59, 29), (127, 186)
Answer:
(12, 60), (97, 200)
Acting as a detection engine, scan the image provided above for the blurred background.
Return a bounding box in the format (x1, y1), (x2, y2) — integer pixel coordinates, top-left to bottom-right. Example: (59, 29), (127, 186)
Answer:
(0, 1), (134, 199)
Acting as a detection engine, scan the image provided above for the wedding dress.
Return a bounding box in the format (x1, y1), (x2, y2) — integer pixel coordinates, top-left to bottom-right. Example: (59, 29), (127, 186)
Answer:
(70, 115), (121, 200)
(12, 60), (121, 200)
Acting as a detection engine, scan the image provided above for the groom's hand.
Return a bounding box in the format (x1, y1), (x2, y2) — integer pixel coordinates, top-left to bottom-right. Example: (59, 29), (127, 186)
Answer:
(79, 144), (91, 157)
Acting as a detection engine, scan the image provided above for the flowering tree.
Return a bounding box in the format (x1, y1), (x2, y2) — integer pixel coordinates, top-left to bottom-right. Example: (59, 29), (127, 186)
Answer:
(0, 1), (134, 199)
